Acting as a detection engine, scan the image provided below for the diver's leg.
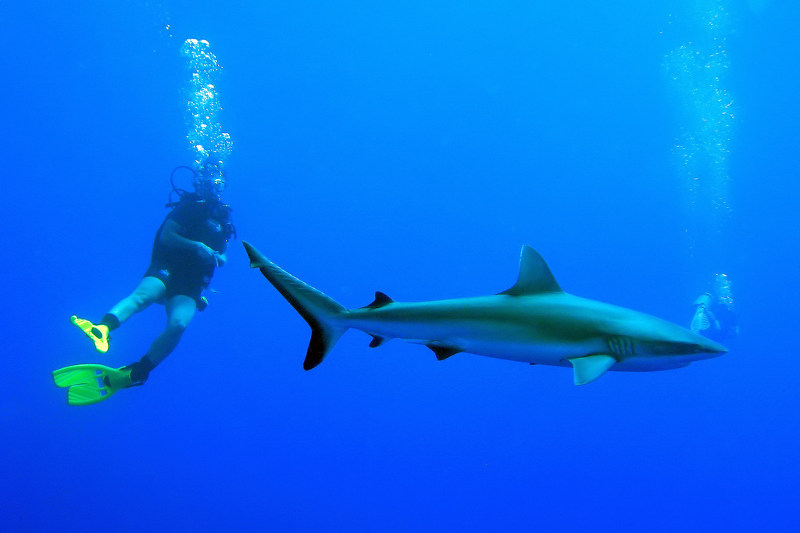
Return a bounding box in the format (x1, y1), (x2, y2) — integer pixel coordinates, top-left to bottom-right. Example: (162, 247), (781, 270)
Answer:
(107, 276), (167, 324)
(113, 295), (197, 386)
(142, 294), (197, 368)
(71, 276), (166, 353)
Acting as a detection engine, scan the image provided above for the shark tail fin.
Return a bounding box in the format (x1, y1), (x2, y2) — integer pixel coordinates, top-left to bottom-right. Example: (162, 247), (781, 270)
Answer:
(243, 241), (348, 370)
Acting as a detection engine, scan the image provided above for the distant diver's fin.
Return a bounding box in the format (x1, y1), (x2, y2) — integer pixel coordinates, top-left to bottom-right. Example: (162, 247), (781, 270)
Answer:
(428, 345), (460, 361)
(362, 291), (394, 309)
(70, 315), (110, 353)
(52, 364), (135, 406)
(690, 307), (710, 332)
(499, 245), (562, 296)
(244, 241), (348, 371)
(568, 354), (616, 385)
(369, 335), (388, 348)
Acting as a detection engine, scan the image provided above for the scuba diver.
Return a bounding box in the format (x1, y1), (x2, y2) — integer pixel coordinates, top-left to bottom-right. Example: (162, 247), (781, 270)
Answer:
(690, 272), (739, 344)
(53, 155), (235, 405)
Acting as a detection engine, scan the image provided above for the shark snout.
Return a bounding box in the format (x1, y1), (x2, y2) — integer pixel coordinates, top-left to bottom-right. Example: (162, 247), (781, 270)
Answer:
(700, 338), (728, 356)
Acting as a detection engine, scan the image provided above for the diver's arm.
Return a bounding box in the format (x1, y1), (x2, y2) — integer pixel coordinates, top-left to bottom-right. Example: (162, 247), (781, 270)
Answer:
(159, 219), (215, 259)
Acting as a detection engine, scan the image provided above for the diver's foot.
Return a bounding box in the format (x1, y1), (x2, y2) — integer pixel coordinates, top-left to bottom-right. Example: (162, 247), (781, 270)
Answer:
(115, 356), (154, 388)
(70, 315), (110, 353)
(103, 367), (139, 389)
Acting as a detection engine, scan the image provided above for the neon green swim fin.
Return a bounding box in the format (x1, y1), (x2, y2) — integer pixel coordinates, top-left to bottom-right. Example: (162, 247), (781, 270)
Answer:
(70, 315), (110, 353)
(52, 364), (134, 406)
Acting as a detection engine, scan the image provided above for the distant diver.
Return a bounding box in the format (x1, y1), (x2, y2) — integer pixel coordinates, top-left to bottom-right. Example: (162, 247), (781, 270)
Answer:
(53, 155), (235, 405)
(690, 272), (739, 343)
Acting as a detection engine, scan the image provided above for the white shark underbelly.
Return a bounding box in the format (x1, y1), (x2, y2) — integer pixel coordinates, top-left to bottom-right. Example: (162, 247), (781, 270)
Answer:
(346, 312), (607, 366)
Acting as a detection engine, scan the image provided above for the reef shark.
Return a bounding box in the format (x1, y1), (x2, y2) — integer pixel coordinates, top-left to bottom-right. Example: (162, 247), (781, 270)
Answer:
(243, 242), (726, 385)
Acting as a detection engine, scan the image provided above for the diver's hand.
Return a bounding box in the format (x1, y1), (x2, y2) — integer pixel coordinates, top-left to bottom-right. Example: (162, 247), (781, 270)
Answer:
(195, 242), (217, 264)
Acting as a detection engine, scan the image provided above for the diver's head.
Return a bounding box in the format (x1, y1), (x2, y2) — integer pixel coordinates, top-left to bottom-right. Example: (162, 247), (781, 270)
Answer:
(193, 154), (226, 202)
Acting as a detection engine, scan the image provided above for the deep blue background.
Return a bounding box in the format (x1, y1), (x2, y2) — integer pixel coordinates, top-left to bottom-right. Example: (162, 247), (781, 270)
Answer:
(2, 1), (798, 531)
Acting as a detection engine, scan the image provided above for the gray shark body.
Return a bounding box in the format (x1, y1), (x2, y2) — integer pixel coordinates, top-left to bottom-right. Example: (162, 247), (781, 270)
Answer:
(244, 242), (726, 385)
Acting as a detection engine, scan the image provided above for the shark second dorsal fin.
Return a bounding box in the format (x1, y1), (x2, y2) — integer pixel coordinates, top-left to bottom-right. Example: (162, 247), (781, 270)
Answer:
(499, 245), (562, 296)
(362, 291), (394, 309)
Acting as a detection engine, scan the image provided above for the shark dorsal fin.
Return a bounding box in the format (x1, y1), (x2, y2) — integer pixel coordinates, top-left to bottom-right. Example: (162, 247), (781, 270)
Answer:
(499, 245), (562, 296)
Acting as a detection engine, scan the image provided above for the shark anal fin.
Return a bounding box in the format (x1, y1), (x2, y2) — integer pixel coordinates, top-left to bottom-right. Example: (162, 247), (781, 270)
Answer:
(362, 291), (394, 309)
(428, 345), (460, 361)
(568, 354), (616, 385)
(369, 335), (387, 348)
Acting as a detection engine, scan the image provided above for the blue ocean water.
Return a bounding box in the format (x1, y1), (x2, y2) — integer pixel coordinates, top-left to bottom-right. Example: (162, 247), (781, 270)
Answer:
(2, 1), (798, 530)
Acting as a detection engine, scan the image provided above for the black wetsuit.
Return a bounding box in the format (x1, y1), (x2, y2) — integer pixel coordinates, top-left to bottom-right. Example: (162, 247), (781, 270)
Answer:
(145, 194), (234, 306)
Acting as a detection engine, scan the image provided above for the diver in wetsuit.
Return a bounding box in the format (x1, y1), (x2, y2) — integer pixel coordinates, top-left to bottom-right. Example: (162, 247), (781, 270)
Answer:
(53, 156), (234, 404)
(690, 272), (739, 344)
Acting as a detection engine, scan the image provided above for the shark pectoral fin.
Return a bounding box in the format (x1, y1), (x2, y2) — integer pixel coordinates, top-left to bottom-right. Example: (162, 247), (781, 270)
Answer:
(568, 354), (616, 385)
(428, 345), (460, 361)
